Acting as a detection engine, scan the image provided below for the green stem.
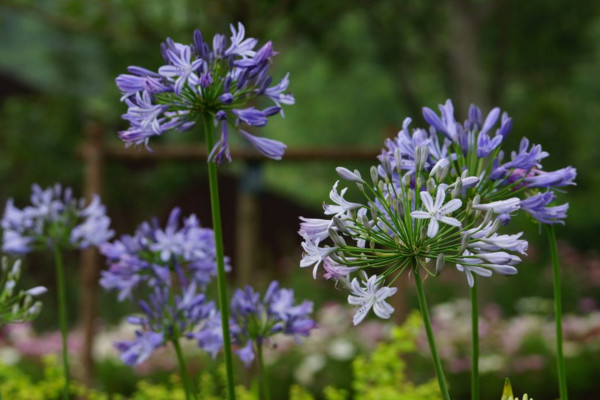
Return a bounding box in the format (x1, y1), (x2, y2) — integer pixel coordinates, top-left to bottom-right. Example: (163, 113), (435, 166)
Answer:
(256, 341), (271, 400)
(52, 246), (70, 400)
(470, 278), (479, 400)
(414, 267), (450, 400)
(202, 115), (237, 400)
(172, 337), (196, 400)
(548, 225), (568, 400)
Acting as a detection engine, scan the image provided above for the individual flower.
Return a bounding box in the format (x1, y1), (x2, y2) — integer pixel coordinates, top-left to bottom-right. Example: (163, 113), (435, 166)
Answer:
(0, 257), (46, 325)
(100, 207), (230, 300)
(347, 274), (397, 325)
(410, 186), (462, 238)
(115, 22), (293, 163)
(1, 184), (113, 254)
(223, 281), (317, 367)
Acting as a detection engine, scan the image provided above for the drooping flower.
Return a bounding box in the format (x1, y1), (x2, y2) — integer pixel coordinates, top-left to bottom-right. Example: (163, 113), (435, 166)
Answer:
(1, 184), (113, 254)
(115, 22), (293, 163)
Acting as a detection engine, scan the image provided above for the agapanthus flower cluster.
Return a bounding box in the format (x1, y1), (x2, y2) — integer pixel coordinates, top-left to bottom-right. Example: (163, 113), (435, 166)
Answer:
(100, 207), (229, 301)
(300, 145), (528, 324)
(1, 184), (114, 254)
(102, 208), (225, 365)
(0, 257), (46, 325)
(116, 22), (293, 163)
(225, 281), (317, 367)
(300, 100), (576, 325)
(380, 99), (576, 226)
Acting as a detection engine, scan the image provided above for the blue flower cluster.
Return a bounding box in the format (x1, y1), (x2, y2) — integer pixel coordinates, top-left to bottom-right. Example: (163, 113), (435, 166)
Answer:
(228, 281), (317, 366)
(299, 99), (576, 325)
(103, 208), (316, 367)
(102, 207), (224, 365)
(1, 184), (113, 254)
(383, 99), (576, 225)
(116, 22), (294, 163)
(100, 207), (228, 301)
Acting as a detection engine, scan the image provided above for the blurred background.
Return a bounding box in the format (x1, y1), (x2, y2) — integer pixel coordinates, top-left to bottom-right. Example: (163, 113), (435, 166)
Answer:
(1, 0), (600, 399)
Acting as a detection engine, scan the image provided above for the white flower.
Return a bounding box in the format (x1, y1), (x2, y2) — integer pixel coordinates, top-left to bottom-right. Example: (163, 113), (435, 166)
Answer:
(347, 275), (397, 325)
(300, 238), (337, 279)
(410, 186), (462, 237)
(298, 217), (333, 244)
(323, 181), (363, 217)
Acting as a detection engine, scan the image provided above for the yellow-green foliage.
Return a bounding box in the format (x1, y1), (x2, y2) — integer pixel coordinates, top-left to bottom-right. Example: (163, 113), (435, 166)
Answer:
(0, 356), (109, 400)
(351, 311), (442, 400)
(501, 378), (533, 400)
(1, 313), (442, 400)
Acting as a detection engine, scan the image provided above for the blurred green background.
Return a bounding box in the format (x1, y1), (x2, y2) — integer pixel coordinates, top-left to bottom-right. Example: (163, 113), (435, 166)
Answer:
(1, 0), (600, 399)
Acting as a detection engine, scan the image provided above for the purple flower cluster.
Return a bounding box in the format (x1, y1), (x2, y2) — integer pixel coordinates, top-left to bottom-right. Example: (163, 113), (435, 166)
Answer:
(102, 208), (226, 365)
(113, 282), (217, 366)
(100, 207), (229, 301)
(116, 22), (293, 163)
(381, 99), (576, 225)
(227, 281), (317, 367)
(1, 184), (113, 254)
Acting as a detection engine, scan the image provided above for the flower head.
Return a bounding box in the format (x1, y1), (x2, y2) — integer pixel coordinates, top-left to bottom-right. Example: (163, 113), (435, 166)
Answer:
(1, 184), (113, 254)
(227, 281), (317, 367)
(100, 207), (230, 300)
(116, 23), (293, 163)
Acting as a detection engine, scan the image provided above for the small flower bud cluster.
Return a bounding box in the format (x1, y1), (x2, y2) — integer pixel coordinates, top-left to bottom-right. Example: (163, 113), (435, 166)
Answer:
(1, 184), (114, 254)
(0, 257), (46, 325)
(116, 22), (294, 163)
(102, 208), (224, 366)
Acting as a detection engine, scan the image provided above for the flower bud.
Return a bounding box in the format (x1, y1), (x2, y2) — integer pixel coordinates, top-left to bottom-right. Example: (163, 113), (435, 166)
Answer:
(370, 166), (379, 185)
(394, 148), (403, 174)
(435, 254), (445, 275)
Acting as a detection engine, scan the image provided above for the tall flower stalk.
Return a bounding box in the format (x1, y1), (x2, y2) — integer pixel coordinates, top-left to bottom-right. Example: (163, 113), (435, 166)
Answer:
(101, 207), (231, 399)
(115, 23), (293, 399)
(548, 226), (567, 400)
(380, 100), (576, 399)
(299, 159), (528, 398)
(2, 184), (113, 399)
(228, 281), (316, 400)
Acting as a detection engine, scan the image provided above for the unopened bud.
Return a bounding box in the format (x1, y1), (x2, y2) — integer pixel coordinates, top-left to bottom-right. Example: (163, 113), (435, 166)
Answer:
(403, 173), (411, 187)
(332, 217), (349, 235)
(426, 178), (435, 193)
(394, 148), (403, 174)
(380, 157), (393, 180)
(416, 176), (423, 189)
(482, 208), (494, 225)
(460, 233), (471, 253)
(489, 218), (501, 235)
(435, 254), (445, 275)
(451, 179), (463, 198)
(369, 240), (375, 250)
(328, 228), (346, 247)
(370, 166), (379, 185)
(473, 194), (481, 207)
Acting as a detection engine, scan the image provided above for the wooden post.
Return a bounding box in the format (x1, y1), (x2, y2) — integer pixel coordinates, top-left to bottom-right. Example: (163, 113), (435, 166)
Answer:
(235, 163), (262, 285)
(79, 121), (105, 387)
